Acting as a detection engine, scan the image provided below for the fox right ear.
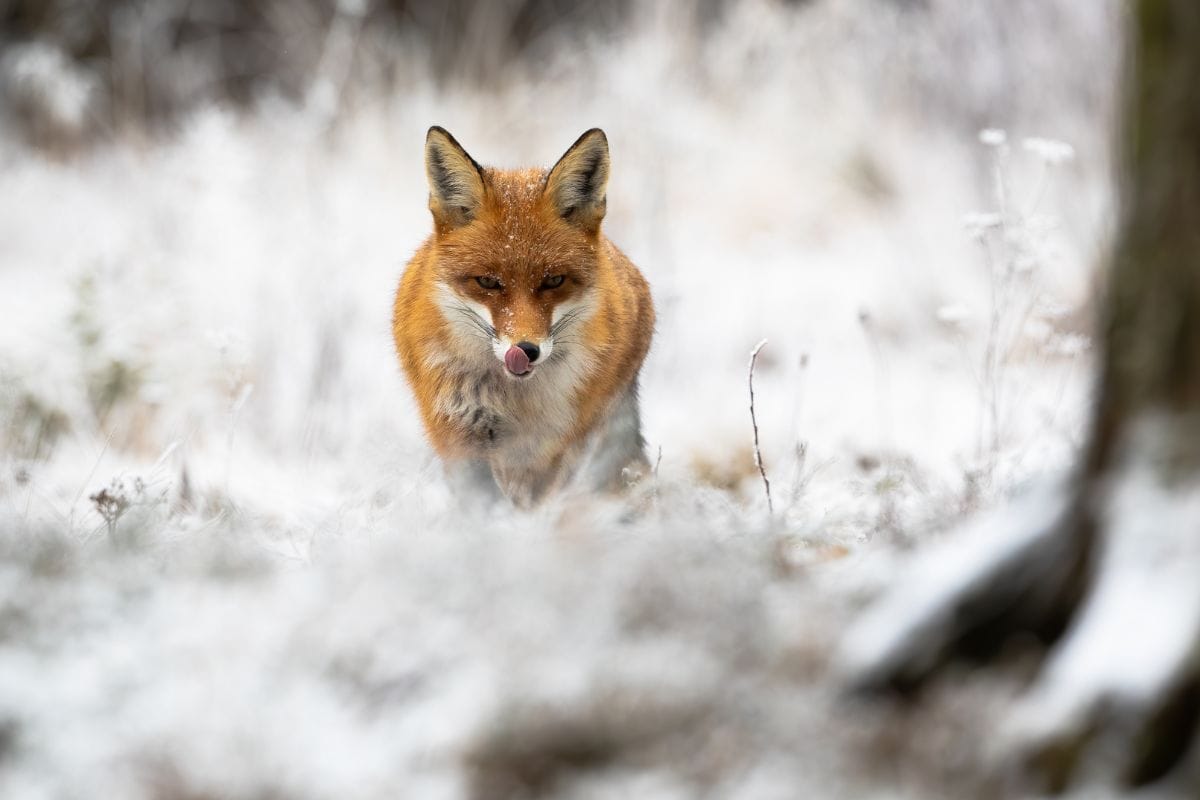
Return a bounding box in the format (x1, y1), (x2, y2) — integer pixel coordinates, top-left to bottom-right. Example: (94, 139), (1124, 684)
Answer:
(425, 126), (486, 230)
(544, 128), (609, 233)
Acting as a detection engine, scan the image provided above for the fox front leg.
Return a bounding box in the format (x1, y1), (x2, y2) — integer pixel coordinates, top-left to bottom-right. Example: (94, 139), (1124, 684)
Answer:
(582, 383), (650, 492)
(443, 458), (503, 508)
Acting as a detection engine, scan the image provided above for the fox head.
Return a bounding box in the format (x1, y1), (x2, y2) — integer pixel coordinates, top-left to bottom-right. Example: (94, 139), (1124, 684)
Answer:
(423, 126), (610, 380)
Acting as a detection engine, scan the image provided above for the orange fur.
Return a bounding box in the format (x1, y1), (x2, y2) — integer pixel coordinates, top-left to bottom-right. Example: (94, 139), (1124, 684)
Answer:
(392, 128), (655, 505)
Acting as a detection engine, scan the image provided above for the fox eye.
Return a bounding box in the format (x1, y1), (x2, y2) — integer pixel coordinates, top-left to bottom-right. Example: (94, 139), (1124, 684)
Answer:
(476, 276), (501, 290)
(541, 275), (566, 290)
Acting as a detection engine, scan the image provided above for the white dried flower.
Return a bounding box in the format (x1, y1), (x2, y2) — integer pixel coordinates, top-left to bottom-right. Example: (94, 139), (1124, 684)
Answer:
(1023, 137), (1076, 165)
(979, 128), (1007, 146)
(1046, 332), (1091, 357)
(1035, 300), (1072, 320)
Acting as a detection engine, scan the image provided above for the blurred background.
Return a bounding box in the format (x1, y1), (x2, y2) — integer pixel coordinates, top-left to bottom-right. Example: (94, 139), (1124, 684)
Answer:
(0, 1), (1124, 798)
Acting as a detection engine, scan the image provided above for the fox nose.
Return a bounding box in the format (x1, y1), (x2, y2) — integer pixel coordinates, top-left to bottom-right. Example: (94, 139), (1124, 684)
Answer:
(516, 341), (540, 363)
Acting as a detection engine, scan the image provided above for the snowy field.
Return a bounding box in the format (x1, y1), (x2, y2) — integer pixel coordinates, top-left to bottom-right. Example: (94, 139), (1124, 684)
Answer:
(0, 1), (1126, 797)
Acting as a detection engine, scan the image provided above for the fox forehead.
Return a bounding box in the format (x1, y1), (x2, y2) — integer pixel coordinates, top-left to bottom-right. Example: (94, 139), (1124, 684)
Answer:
(486, 166), (548, 221)
(434, 168), (597, 283)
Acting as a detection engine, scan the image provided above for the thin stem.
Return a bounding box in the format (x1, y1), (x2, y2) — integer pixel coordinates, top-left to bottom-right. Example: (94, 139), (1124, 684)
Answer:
(748, 339), (773, 515)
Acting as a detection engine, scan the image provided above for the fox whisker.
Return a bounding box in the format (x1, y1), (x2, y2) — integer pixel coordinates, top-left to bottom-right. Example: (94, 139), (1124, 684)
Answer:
(549, 308), (585, 337)
(450, 304), (497, 339)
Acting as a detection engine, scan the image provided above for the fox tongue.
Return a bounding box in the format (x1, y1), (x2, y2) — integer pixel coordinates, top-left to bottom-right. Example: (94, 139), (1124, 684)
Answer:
(504, 345), (531, 375)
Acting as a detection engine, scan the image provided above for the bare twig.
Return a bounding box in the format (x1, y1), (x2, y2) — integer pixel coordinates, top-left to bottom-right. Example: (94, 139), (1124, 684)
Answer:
(748, 339), (773, 514)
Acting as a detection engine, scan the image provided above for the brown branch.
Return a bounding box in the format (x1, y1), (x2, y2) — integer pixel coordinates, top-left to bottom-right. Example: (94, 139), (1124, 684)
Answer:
(748, 339), (773, 514)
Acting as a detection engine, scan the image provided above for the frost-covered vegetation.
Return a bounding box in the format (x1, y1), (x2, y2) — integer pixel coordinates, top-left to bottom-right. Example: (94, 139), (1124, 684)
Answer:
(0, 1), (1127, 797)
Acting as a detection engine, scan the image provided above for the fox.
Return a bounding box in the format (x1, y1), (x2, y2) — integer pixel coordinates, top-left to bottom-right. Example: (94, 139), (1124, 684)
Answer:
(392, 127), (655, 507)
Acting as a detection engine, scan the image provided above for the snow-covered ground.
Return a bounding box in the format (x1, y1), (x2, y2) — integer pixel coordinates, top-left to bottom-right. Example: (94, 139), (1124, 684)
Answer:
(0, 1), (1123, 797)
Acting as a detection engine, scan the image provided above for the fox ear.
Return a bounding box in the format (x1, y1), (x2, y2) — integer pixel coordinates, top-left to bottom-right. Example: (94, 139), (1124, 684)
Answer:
(425, 126), (486, 230)
(544, 128), (609, 232)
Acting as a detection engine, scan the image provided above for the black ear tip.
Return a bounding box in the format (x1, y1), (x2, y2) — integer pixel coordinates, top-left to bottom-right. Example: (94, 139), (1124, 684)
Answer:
(427, 125), (449, 141)
(567, 128), (608, 151)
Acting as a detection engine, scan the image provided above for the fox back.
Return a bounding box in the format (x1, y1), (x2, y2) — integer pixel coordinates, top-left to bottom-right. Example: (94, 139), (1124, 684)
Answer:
(392, 127), (655, 506)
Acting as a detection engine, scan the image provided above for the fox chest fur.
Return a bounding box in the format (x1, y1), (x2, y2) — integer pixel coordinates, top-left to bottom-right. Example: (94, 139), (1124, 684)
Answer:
(392, 127), (654, 506)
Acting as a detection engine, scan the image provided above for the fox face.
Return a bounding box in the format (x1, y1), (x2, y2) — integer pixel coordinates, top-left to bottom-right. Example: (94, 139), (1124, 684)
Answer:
(423, 127), (610, 380)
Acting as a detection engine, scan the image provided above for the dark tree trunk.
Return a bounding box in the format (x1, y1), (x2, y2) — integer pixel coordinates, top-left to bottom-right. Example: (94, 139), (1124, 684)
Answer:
(1087, 0), (1200, 480)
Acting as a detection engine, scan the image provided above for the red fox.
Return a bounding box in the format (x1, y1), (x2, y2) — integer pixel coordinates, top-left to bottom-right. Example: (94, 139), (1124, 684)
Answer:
(392, 127), (655, 506)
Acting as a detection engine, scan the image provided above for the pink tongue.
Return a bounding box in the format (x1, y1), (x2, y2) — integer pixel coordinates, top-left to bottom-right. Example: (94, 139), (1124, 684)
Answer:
(505, 345), (531, 374)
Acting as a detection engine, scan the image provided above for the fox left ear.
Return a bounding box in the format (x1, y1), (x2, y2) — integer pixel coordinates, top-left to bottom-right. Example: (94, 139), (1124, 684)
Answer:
(425, 126), (487, 231)
(544, 128), (610, 232)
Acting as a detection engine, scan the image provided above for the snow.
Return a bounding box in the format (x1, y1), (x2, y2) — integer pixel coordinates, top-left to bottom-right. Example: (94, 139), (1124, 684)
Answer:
(836, 479), (1073, 688)
(1001, 422), (1200, 786)
(0, 0), (1127, 796)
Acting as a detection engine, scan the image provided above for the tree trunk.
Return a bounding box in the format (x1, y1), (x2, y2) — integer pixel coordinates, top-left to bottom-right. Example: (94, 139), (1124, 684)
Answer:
(1087, 0), (1200, 480)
